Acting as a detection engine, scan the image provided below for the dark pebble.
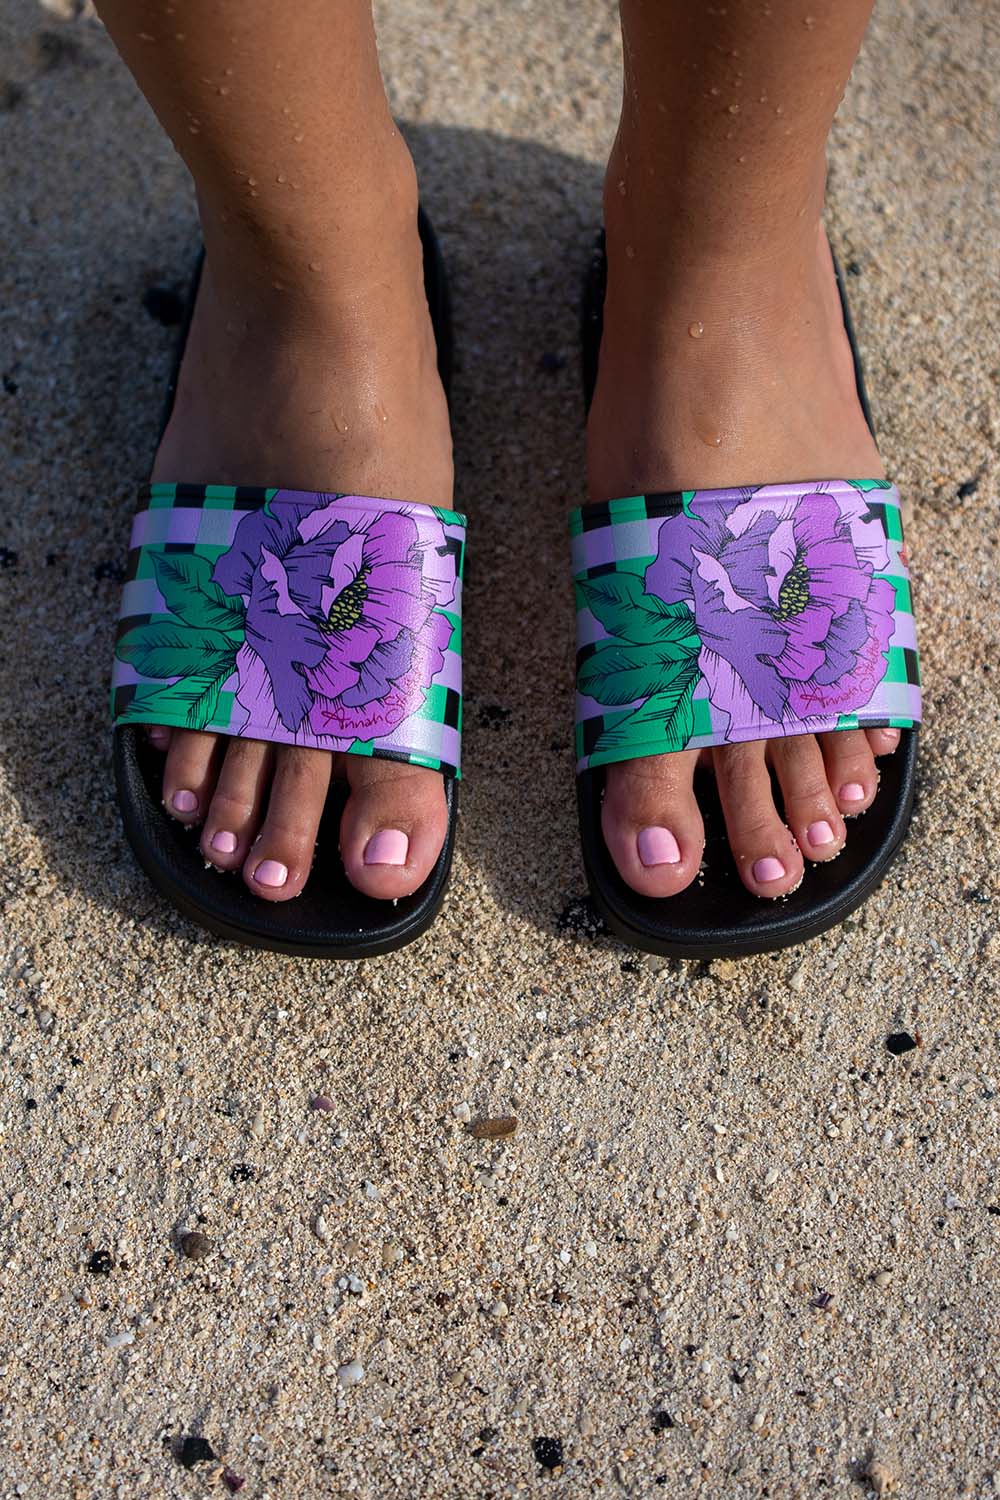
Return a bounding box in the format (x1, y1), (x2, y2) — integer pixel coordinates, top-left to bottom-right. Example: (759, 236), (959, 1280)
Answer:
(651, 1410), (675, 1431)
(179, 1435), (217, 1469)
(478, 703), (512, 728)
(230, 1163), (256, 1182)
(222, 1469), (245, 1493)
(180, 1230), (213, 1261)
(467, 1116), (517, 1140)
(885, 1032), (918, 1056)
(556, 895), (605, 939)
(846, 259), (862, 276)
(532, 1436), (564, 1470)
(957, 476), (979, 499)
(25, 1098), (37, 1110)
(478, 1427), (498, 1445)
(142, 283), (185, 327)
(2, 373), (18, 394)
(87, 1249), (113, 1276)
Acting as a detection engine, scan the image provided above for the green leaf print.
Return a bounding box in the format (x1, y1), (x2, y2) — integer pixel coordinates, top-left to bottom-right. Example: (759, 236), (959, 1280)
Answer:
(589, 662), (699, 764)
(116, 621), (238, 681)
(577, 573), (699, 647)
(151, 552), (246, 636)
(578, 640), (701, 707)
(116, 669), (230, 733)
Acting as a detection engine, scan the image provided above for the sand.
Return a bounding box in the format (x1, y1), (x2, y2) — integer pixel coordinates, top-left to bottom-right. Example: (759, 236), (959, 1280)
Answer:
(0, 0), (998, 1495)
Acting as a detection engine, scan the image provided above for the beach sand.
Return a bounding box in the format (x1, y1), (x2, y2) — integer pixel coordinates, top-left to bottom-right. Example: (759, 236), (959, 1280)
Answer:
(0, 0), (997, 1494)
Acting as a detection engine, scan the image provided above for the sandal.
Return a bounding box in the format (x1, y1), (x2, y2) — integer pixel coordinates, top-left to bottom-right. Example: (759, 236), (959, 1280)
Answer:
(111, 209), (465, 957)
(573, 234), (921, 957)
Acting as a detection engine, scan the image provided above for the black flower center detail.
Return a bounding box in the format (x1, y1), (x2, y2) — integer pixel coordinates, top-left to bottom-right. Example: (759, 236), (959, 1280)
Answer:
(324, 567), (369, 634)
(772, 551), (809, 621)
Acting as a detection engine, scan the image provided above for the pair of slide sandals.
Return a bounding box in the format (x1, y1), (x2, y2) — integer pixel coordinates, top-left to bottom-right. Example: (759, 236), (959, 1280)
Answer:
(111, 215), (921, 959)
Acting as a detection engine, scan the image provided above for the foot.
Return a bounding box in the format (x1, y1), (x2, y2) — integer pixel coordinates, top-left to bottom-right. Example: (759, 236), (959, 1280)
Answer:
(587, 196), (901, 902)
(147, 152), (455, 902)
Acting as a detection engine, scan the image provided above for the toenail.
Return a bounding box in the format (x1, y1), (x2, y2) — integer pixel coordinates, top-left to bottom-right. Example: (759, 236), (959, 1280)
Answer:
(637, 826), (681, 867)
(211, 830), (238, 854)
(172, 789), (197, 813)
(364, 829), (409, 866)
(254, 859), (288, 888)
(840, 782), (866, 803)
(883, 728), (900, 743)
(807, 820), (836, 847)
(753, 856), (786, 883)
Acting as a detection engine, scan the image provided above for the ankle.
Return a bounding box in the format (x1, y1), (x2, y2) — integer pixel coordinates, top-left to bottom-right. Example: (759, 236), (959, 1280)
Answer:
(196, 129), (423, 308)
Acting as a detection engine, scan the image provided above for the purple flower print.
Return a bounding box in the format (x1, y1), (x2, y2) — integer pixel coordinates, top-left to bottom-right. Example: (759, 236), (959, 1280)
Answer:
(643, 484), (895, 736)
(212, 491), (452, 745)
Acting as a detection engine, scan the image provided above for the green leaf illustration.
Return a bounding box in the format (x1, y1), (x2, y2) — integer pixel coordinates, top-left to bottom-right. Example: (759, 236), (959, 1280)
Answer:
(116, 621), (238, 681)
(577, 573), (699, 647)
(589, 663), (699, 763)
(578, 640), (701, 707)
(117, 669), (231, 733)
(151, 552), (246, 636)
(846, 478), (892, 492)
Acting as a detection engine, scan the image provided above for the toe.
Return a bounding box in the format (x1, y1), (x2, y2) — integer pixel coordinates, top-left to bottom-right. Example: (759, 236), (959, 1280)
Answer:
(200, 738), (273, 871)
(162, 730), (221, 824)
(819, 729), (879, 817)
(601, 751), (704, 897)
(146, 725), (172, 754)
(866, 726), (901, 757)
(243, 746), (332, 901)
(713, 741), (803, 898)
(769, 733), (846, 863)
(339, 759), (447, 900)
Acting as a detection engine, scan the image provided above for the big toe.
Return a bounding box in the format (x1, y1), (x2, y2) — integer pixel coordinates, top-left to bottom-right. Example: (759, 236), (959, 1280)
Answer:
(339, 760), (448, 900)
(602, 749), (704, 897)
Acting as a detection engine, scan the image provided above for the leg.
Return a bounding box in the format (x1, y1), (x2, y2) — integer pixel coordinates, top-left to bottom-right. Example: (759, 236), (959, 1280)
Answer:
(97, 0), (453, 901)
(590, 0), (901, 900)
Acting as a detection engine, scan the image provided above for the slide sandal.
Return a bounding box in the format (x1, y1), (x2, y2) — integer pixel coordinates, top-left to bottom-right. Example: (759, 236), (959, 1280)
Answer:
(572, 233), (921, 958)
(111, 209), (465, 958)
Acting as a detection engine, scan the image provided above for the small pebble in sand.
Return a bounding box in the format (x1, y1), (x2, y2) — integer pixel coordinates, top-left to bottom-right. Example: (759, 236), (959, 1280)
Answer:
(873, 1269), (894, 1288)
(87, 1250), (113, 1276)
(468, 1116), (517, 1140)
(452, 1101), (472, 1122)
(310, 1095), (335, 1112)
(532, 1436), (564, 1470)
(488, 1299), (509, 1319)
(179, 1434), (216, 1469)
(865, 1457), (899, 1494)
(313, 1216), (330, 1242)
(180, 1231), (213, 1261)
(885, 1032), (917, 1056)
(222, 1470), (245, 1494)
(381, 1242), (404, 1268)
(337, 1359), (365, 1388)
(104, 1328), (135, 1349)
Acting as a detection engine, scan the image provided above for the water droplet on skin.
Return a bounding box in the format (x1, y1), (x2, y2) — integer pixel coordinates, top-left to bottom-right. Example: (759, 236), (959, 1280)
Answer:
(308, 261), (321, 272)
(217, 85), (230, 96)
(625, 244), (635, 259)
(224, 67), (234, 75)
(247, 177), (257, 186)
(334, 414), (349, 434)
(759, 93), (768, 103)
(775, 105), (785, 115)
(293, 133), (305, 143)
(174, 33), (186, 42)
(617, 179), (627, 196)
(276, 174), (287, 183)
(138, 32), (155, 42)
(272, 281), (286, 292)
(709, 86), (721, 96)
(702, 431), (723, 448)
(728, 102), (740, 114)
(738, 154), (747, 163)
(188, 125), (200, 135)
(688, 321), (705, 339)
(803, 14), (816, 28)
(375, 401), (388, 424)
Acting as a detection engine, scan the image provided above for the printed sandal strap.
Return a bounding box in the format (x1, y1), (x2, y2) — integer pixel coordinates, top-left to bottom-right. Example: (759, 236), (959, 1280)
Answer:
(112, 484), (466, 778)
(570, 479), (920, 774)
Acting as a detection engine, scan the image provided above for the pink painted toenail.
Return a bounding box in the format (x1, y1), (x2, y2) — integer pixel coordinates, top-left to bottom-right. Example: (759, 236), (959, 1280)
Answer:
(254, 859), (288, 888)
(172, 789), (197, 813)
(883, 728), (900, 742)
(807, 820), (835, 847)
(840, 782), (866, 803)
(753, 856), (786, 883)
(211, 830), (238, 854)
(637, 826), (681, 867)
(364, 829), (409, 866)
